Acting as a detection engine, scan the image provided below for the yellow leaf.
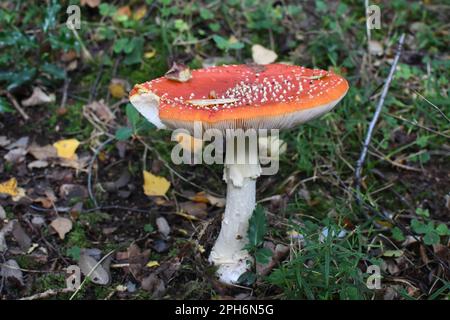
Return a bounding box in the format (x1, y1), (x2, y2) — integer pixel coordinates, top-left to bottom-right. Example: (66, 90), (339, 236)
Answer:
(143, 171), (170, 196)
(144, 49), (156, 59)
(133, 5), (147, 21)
(0, 178), (19, 196)
(197, 244), (205, 254)
(146, 260), (160, 268)
(108, 82), (126, 99)
(53, 139), (80, 159)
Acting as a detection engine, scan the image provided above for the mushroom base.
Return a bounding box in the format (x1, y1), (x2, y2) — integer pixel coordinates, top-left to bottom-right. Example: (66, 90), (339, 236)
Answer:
(208, 175), (257, 284)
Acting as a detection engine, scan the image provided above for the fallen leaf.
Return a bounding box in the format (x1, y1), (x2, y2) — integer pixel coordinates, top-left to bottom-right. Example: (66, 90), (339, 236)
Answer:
(144, 49), (156, 59)
(108, 82), (126, 99)
(156, 217), (171, 238)
(50, 217), (73, 240)
(165, 62), (192, 82)
(6, 137), (29, 150)
(0, 205), (5, 220)
(4, 148), (27, 163)
(133, 5), (147, 21)
(59, 184), (88, 200)
(252, 44), (278, 65)
(368, 40), (384, 56)
(78, 253), (109, 285)
(190, 191), (225, 207)
(114, 5), (131, 21)
(12, 221), (32, 251)
(53, 139), (80, 159)
(146, 261), (160, 268)
(1, 259), (24, 287)
(80, 0), (100, 7)
(84, 100), (115, 122)
(21, 87), (55, 107)
(383, 249), (404, 258)
(0, 178), (19, 197)
(0, 136), (11, 147)
(28, 160), (49, 169)
(28, 144), (57, 160)
(179, 201), (208, 219)
(141, 273), (166, 297)
(143, 171), (170, 196)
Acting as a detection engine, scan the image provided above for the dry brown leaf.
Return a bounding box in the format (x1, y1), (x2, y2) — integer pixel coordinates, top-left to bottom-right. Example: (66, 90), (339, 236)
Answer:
(85, 100), (115, 122)
(252, 44), (278, 65)
(4, 148), (27, 163)
(21, 87), (55, 107)
(28, 160), (49, 169)
(28, 144), (57, 160)
(78, 253), (110, 285)
(50, 217), (73, 240)
(165, 62), (192, 82)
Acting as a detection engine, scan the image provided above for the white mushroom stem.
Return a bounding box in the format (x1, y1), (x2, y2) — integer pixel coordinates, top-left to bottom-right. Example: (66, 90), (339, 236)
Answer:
(209, 137), (261, 284)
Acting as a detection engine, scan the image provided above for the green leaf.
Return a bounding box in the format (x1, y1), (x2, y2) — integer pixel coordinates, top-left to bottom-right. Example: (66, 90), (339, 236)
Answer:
(67, 246), (81, 261)
(423, 231), (440, 246)
(237, 271), (256, 286)
(0, 97), (13, 113)
(247, 205), (267, 248)
(144, 224), (154, 233)
(41, 63), (65, 79)
(391, 227), (405, 242)
(411, 219), (431, 234)
(415, 207), (430, 218)
(436, 224), (449, 236)
(126, 103), (140, 130)
(123, 37), (144, 65)
(113, 38), (129, 54)
(255, 247), (272, 264)
(115, 127), (133, 141)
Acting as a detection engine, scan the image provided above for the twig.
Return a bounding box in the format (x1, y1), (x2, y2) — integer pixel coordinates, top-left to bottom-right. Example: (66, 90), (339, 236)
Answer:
(60, 77), (70, 110)
(87, 137), (115, 207)
(355, 33), (405, 204)
(413, 90), (450, 123)
(20, 288), (75, 300)
(4, 91), (30, 121)
(69, 250), (115, 300)
(384, 112), (450, 139)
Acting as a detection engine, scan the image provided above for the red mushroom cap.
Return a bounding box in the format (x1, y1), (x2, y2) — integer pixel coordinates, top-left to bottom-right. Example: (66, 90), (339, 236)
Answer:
(129, 64), (348, 131)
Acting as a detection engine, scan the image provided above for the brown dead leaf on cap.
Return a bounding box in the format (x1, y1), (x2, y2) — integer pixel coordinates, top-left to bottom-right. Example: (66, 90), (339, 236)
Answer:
(164, 62), (192, 82)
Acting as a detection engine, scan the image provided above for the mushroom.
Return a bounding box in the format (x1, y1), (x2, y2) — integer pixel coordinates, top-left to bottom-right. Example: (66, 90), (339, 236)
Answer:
(129, 64), (349, 284)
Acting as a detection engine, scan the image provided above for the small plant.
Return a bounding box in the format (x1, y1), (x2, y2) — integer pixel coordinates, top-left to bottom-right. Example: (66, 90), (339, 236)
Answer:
(410, 219), (449, 246)
(237, 205), (272, 286)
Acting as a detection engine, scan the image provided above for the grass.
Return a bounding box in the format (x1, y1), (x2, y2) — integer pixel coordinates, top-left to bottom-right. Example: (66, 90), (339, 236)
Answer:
(0, 0), (448, 300)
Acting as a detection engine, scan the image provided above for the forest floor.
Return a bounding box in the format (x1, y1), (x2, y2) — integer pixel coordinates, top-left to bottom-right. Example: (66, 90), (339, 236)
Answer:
(0, 0), (449, 300)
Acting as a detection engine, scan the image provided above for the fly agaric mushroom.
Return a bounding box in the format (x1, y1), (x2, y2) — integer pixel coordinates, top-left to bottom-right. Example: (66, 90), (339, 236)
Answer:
(129, 64), (348, 284)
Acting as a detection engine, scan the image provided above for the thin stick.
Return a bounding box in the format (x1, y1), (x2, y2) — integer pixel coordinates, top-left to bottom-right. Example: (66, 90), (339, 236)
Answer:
(69, 250), (115, 300)
(5, 91), (30, 121)
(355, 34), (405, 203)
(87, 137), (115, 207)
(20, 288), (75, 300)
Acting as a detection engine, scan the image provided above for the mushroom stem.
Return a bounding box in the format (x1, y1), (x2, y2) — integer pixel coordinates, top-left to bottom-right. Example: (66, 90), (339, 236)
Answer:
(209, 135), (261, 284)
